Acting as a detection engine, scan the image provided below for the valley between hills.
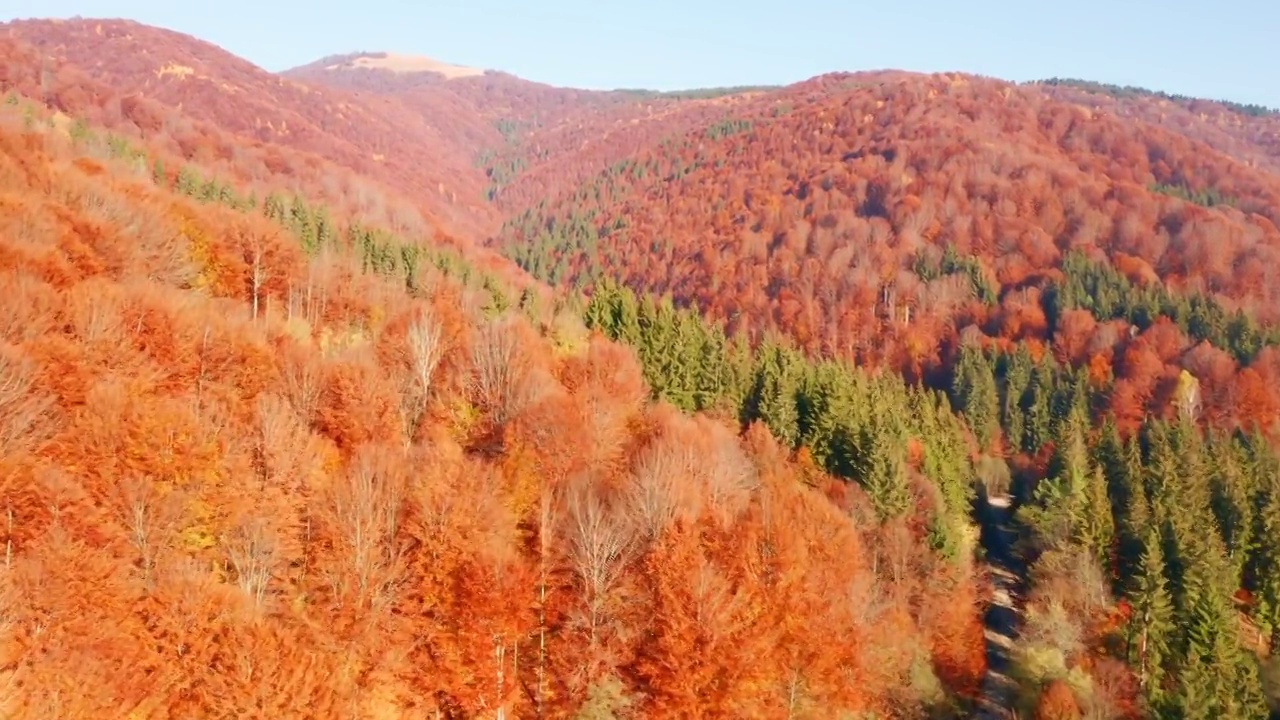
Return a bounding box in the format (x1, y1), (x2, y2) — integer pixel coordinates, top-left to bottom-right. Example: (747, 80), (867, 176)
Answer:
(1, 15), (1280, 719)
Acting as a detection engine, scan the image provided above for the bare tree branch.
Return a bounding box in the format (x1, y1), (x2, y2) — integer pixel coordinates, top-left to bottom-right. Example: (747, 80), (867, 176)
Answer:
(398, 307), (446, 444)
(470, 316), (538, 427)
(564, 476), (636, 687)
(567, 479), (635, 624)
(225, 515), (278, 612)
(280, 351), (323, 426)
(105, 475), (184, 590)
(327, 448), (406, 609)
(0, 347), (55, 457)
(626, 438), (696, 539)
(698, 426), (760, 528)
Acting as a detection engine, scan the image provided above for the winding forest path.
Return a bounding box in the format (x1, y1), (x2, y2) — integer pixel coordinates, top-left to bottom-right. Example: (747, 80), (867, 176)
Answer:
(974, 492), (1026, 719)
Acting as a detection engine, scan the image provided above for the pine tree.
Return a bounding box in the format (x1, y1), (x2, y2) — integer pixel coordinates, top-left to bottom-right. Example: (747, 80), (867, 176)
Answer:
(687, 313), (730, 412)
(1117, 476), (1152, 587)
(1248, 476), (1280, 648)
(1173, 578), (1268, 719)
(1028, 414), (1093, 548)
(744, 342), (801, 448)
(1207, 439), (1256, 585)
(401, 245), (421, 292)
(1127, 526), (1174, 701)
(1024, 360), (1057, 452)
(611, 285), (642, 348)
(952, 344), (999, 449)
(1076, 466), (1115, 574)
(581, 279), (619, 334)
(263, 192), (287, 224)
(857, 416), (912, 520)
(175, 166), (200, 196)
(998, 347), (1032, 452)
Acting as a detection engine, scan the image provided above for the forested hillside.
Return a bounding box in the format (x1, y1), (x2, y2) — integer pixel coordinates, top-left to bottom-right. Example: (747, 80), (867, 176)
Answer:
(285, 53), (777, 218)
(492, 69), (1280, 718)
(1, 18), (502, 240)
(0, 28), (535, 293)
(497, 73), (1280, 419)
(0, 87), (994, 717)
(3, 15), (1280, 719)
(1033, 78), (1280, 173)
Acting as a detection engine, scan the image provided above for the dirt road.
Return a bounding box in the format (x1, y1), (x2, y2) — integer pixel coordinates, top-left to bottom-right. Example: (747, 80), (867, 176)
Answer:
(974, 493), (1025, 719)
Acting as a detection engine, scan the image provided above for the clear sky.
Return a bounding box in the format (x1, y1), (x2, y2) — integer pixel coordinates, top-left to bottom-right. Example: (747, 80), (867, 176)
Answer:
(3, 0), (1278, 107)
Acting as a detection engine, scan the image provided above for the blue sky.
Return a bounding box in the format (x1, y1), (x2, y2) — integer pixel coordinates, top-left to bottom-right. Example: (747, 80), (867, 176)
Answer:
(4, 0), (1278, 107)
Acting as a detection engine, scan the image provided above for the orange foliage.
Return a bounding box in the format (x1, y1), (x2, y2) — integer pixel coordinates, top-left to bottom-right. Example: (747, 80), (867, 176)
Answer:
(0, 96), (986, 718)
(487, 70), (1280, 384)
(1035, 679), (1083, 720)
(14, 16), (1280, 714)
(1087, 351), (1114, 387)
(1233, 366), (1278, 432)
(926, 573), (989, 698)
(1053, 309), (1098, 366)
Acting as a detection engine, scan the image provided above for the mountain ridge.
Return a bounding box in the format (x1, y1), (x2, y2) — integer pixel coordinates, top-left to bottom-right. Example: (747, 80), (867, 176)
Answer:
(2, 16), (506, 241)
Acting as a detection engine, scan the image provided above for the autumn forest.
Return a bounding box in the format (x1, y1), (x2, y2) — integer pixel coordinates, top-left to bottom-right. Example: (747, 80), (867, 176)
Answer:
(1, 15), (1279, 720)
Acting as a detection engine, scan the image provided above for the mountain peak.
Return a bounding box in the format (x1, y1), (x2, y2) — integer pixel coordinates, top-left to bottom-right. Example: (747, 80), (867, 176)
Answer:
(317, 51), (485, 79)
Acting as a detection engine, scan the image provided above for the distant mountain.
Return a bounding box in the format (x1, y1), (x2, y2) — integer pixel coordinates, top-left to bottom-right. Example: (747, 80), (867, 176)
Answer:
(294, 50), (489, 80)
(284, 45), (782, 216)
(1, 17), (502, 240)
